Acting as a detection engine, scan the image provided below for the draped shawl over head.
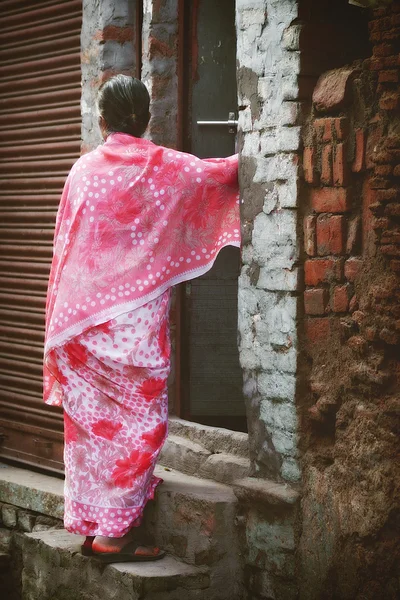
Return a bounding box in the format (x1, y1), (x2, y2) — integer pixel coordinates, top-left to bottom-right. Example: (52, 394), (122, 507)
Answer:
(44, 133), (240, 406)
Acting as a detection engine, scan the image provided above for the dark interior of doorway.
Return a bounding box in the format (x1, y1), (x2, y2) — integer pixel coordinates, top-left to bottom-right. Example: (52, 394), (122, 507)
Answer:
(177, 0), (247, 433)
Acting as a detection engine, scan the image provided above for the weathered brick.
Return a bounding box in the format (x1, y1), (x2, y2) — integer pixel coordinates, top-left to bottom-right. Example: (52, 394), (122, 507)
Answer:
(333, 143), (349, 186)
(345, 258), (363, 282)
(379, 91), (400, 111)
(373, 42), (396, 57)
(321, 144), (333, 185)
(331, 285), (351, 313)
(316, 215), (345, 256)
(376, 188), (399, 203)
(303, 147), (318, 184)
(314, 118), (332, 142)
(378, 69), (399, 83)
(304, 317), (331, 344)
(375, 164), (393, 176)
(369, 177), (392, 189)
(304, 289), (329, 315)
(304, 258), (343, 285)
(352, 129), (365, 173)
(346, 216), (361, 254)
(334, 117), (349, 141)
(311, 187), (351, 213)
(313, 68), (358, 113)
(385, 202), (400, 216)
(304, 215), (316, 256)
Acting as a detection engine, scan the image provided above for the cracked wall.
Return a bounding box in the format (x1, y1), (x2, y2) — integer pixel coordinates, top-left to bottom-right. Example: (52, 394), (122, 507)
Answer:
(236, 0), (302, 485)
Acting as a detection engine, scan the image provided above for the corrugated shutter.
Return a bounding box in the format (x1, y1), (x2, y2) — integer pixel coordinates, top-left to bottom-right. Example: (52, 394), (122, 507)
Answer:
(0, 0), (82, 472)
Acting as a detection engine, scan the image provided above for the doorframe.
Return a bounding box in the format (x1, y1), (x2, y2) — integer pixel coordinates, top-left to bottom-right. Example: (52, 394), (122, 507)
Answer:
(174, 0), (246, 432)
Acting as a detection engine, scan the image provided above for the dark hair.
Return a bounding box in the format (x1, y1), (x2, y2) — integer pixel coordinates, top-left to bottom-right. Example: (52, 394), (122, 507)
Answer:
(97, 74), (150, 138)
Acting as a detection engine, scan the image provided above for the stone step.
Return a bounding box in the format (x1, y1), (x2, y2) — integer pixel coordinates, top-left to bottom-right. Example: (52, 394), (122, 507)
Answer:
(168, 417), (249, 458)
(159, 435), (251, 484)
(144, 467), (242, 598)
(21, 529), (210, 600)
(0, 464), (244, 598)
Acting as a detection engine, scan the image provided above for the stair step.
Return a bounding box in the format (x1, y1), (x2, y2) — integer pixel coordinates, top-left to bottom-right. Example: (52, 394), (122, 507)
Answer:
(22, 529), (210, 600)
(0, 464), (243, 598)
(169, 418), (249, 458)
(159, 437), (251, 483)
(159, 435), (212, 476)
(148, 466), (238, 564)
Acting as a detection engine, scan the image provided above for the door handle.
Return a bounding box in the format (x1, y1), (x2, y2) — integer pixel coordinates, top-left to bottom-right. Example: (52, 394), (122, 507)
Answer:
(197, 112), (238, 133)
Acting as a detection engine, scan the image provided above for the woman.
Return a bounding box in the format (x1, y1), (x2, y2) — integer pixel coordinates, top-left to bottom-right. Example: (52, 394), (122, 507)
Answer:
(44, 75), (240, 562)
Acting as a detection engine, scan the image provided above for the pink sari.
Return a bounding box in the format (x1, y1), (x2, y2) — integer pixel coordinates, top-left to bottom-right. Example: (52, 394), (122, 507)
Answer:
(44, 132), (240, 536)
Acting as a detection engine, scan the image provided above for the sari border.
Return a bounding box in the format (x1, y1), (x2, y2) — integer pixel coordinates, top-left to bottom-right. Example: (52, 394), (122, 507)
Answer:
(45, 240), (240, 355)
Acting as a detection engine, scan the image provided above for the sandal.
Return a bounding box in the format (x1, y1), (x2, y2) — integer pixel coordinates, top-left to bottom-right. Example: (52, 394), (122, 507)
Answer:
(92, 541), (166, 563)
(81, 536), (95, 556)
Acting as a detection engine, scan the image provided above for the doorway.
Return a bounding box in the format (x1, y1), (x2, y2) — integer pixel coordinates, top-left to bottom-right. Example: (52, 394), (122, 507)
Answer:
(179, 0), (246, 432)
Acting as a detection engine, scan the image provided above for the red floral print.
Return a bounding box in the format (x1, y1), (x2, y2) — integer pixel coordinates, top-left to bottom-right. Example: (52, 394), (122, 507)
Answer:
(112, 450), (153, 488)
(142, 422), (167, 451)
(158, 319), (170, 361)
(64, 411), (78, 444)
(91, 419), (123, 441)
(137, 377), (166, 400)
(44, 134), (240, 408)
(64, 342), (88, 370)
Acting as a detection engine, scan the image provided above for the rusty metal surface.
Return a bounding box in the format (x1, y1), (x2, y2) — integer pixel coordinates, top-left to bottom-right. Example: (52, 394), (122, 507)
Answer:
(0, 0), (82, 472)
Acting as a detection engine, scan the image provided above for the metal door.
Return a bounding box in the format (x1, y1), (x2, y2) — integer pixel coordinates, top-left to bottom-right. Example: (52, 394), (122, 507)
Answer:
(0, 0), (82, 471)
(181, 0), (246, 431)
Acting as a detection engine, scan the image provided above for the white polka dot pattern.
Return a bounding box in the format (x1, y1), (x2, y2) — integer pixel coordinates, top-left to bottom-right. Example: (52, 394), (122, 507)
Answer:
(58, 291), (170, 537)
(44, 132), (240, 406)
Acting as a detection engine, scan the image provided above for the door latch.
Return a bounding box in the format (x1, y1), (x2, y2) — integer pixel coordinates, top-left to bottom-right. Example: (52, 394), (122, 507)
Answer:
(197, 112), (238, 134)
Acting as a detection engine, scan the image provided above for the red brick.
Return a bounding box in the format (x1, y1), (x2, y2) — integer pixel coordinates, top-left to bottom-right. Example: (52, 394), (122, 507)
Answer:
(349, 295), (359, 312)
(304, 258), (343, 285)
(346, 216), (361, 254)
(378, 69), (399, 83)
(373, 42), (396, 57)
(379, 91), (400, 111)
(314, 118), (332, 142)
(345, 257), (363, 282)
(369, 177), (392, 189)
(389, 259), (400, 272)
(385, 203), (400, 216)
(376, 188), (399, 203)
(333, 143), (349, 186)
(331, 284), (351, 313)
(369, 17), (392, 33)
(303, 147), (318, 184)
(352, 129), (365, 173)
(369, 57), (387, 71)
(321, 144), (333, 185)
(304, 289), (329, 315)
(304, 215), (316, 256)
(316, 214), (345, 256)
(380, 244), (400, 256)
(334, 117), (349, 141)
(322, 119), (333, 143)
(94, 25), (134, 43)
(394, 164), (400, 176)
(304, 317), (331, 345)
(311, 187), (351, 213)
(375, 164), (393, 176)
(312, 68), (359, 113)
(382, 27), (400, 41)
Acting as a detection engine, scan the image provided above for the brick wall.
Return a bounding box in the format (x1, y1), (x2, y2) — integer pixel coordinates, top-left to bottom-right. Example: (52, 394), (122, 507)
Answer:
(81, 0), (137, 151)
(298, 3), (400, 598)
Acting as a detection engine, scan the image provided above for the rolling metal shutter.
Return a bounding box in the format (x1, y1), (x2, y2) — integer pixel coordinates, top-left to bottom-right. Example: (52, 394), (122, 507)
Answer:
(0, 0), (82, 472)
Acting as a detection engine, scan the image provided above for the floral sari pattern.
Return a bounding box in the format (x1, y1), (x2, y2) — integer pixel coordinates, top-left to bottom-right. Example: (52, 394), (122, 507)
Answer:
(44, 132), (240, 537)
